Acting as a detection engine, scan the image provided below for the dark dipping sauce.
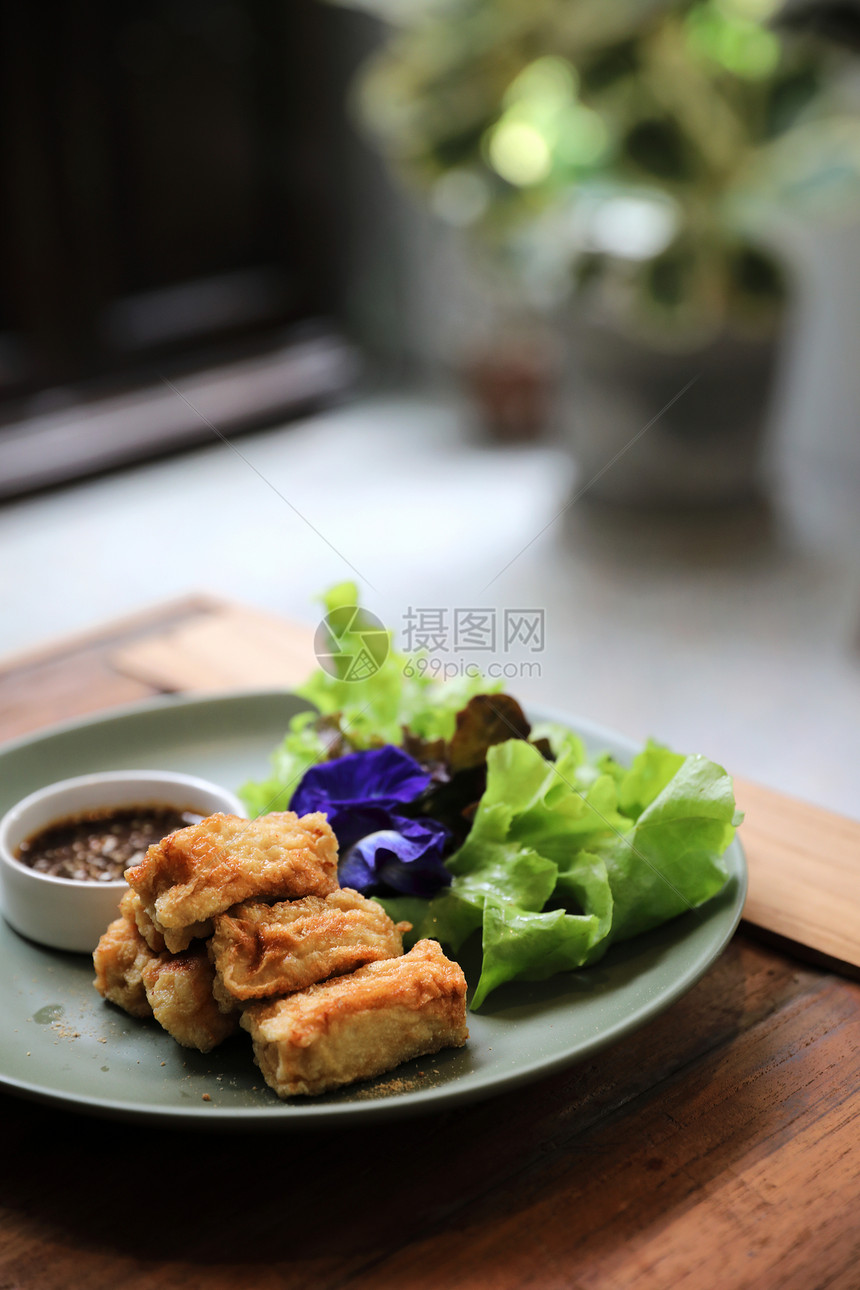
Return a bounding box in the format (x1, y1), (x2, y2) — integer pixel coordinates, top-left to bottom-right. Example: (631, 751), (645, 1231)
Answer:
(16, 806), (203, 882)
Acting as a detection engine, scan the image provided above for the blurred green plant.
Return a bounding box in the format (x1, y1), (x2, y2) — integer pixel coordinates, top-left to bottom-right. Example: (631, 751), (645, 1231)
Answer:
(331, 0), (860, 345)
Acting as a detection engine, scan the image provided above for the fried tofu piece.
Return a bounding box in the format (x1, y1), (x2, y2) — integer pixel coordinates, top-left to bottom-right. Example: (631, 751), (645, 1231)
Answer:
(210, 888), (410, 1008)
(159, 920), (213, 956)
(120, 887), (166, 953)
(122, 883), (211, 954)
(241, 939), (469, 1097)
(123, 887), (213, 958)
(94, 902), (237, 1051)
(125, 811), (338, 953)
(93, 911), (157, 1019)
(141, 948), (238, 1054)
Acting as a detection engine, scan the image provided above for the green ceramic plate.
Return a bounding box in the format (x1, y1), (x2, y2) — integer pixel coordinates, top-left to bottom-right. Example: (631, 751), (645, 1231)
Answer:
(0, 691), (746, 1129)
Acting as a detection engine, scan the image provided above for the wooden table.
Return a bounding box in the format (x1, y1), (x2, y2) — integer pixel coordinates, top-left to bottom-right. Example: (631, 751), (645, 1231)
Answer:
(1, 599), (858, 1290)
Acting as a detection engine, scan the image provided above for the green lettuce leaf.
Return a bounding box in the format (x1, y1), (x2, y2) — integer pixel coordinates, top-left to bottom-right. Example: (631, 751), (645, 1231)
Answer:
(422, 825), (559, 952)
(472, 901), (605, 1007)
(528, 721), (587, 765)
(240, 581), (502, 813)
(432, 741), (739, 1005)
(616, 739), (686, 817)
(300, 581), (501, 745)
(475, 740), (629, 861)
(554, 849), (614, 942)
(589, 754), (739, 952)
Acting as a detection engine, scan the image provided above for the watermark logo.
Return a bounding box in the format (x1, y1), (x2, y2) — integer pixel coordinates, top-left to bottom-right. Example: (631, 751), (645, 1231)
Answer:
(402, 606), (545, 681)
(314, 605), (389, 681)
(314, 604), (546, 682)
(403, 656), (543, 682)
(403, 607), (544, 655)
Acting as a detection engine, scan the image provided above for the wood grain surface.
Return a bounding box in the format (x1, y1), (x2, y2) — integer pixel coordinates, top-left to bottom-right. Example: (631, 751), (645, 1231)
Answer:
(0, 599), (858, 1290)
(735, 777), (860, 970)
(111, 603), (317, 692)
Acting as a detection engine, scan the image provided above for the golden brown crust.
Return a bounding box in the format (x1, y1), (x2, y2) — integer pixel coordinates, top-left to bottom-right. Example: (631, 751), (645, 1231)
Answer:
(93, 912), (158, 1019)
(210, 888), (409, 1008)
(97, 820), (472, 1094)
(94, 902), (237, 1050)
(141, 948), (238, 1053)
(124, 811), (339, 946)
(120, 887), (166, 953)
(119, 885), (211, 953)
(159, 919), (214, 955)
(241, 939), (469, 1097)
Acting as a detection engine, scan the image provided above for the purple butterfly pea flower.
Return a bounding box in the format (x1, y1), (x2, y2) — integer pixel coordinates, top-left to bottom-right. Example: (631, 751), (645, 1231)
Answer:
(290, 746), (432, 849)
(290, 747), (451, 896)
(339, 813), (452, 897)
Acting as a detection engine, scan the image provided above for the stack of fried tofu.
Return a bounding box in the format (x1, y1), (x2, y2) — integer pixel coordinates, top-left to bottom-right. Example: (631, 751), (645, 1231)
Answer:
(93, 811), (468, 1097)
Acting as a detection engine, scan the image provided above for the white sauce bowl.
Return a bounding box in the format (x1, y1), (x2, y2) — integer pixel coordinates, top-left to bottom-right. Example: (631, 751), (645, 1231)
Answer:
(0, 770), (246, 954)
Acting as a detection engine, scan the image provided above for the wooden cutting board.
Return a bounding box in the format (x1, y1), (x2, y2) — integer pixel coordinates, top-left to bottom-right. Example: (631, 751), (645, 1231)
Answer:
(111, 603), (318, 692)
(732, 780), (859, 971)
(5, 598), (858, 975)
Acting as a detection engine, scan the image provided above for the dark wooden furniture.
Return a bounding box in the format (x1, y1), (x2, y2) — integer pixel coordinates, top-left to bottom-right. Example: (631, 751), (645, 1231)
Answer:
(0, 1), (359, 496)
